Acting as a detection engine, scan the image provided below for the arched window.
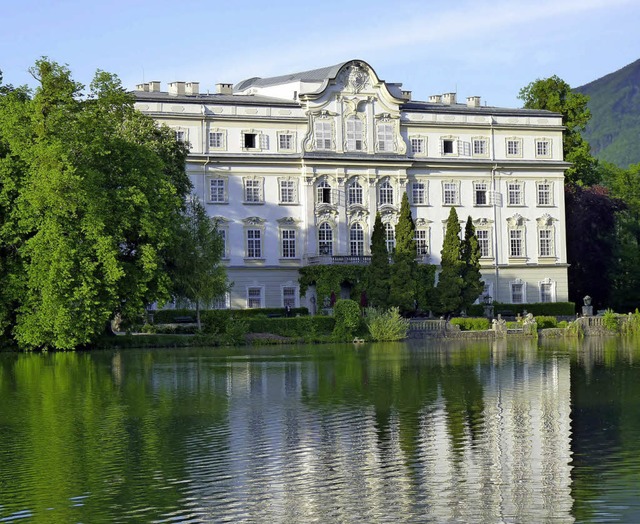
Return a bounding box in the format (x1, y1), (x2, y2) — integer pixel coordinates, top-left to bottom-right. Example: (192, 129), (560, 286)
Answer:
(316, 180), (332, 204)
(385, 223), (395, 253)
(348, 180), (363, 205)
(350, 223), (364, 256)
(379, 180), (393, 206)
(318, 223), (333, 255)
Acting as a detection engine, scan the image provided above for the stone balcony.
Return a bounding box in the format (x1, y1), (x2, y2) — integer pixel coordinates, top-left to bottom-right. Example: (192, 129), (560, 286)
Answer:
(305, 255), (372, 266)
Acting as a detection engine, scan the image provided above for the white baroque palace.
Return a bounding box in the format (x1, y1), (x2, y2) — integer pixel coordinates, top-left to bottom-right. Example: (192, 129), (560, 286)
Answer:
(134, 60), (569, 310)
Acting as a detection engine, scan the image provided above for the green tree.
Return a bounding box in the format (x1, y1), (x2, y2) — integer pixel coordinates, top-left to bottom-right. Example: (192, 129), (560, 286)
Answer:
(436, 207), (464, 314)
(0, 59), (191, 349)
(389, 192), (418, 312)
(364, 212), (390, 308)
(169, 198), (229, 330)
(460, 216), (484, 312)
(518, 75), (599, 185)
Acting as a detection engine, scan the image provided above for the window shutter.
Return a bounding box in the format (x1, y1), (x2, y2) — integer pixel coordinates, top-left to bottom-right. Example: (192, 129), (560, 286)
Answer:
(260, 134), (269, 150)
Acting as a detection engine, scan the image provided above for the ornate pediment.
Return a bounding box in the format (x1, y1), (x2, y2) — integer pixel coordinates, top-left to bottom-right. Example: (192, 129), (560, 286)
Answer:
(315, 208), (338, 224)
(536, 213), (555, 227)
(242, 216), (266, 226)
(415, 218), (433, 227)
(506, 213), (527, 227)
(277, 217), (301, 226)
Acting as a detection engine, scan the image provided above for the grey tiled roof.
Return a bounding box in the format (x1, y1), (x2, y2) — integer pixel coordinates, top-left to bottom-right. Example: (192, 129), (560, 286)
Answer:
(234, 62), (348, 91)
(133, 90), (300, 107)
(401, 100), (558, 116)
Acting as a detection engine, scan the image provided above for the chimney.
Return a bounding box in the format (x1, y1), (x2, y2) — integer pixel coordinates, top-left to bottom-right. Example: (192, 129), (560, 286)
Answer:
(136, 83), (149, 92)
(442, 92), (457, 105)
(429, 94), (442, 103)
(216, 83), (233, 95)
(467, 96), (481, 108)
(401, 90), (412, 101)
(186, 82), (199, 95)
(168, 81), (186, 96)
(148, 81), (161, 92)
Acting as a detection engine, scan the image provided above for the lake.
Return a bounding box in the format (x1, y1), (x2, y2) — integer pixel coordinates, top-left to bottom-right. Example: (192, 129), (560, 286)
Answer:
(1, 337), (639, 523)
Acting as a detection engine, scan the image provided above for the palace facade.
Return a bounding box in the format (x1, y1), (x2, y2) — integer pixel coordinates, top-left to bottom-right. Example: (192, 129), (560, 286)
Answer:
(134, 60), (569, 310)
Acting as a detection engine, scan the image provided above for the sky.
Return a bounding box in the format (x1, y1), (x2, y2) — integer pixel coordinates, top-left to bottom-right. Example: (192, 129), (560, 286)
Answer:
(2, 0), (640, 108)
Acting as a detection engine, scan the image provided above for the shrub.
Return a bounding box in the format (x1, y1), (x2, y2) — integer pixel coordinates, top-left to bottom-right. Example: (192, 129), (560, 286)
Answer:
(602, 309), (619, 332)
(557, 320), (568, 328)
(244, 316), (335, 339)
(154, 307), (309, 325)
(332, 299), (362, 340)
(449, 317), (490, 331)
(223, 317), (248, 345)
(468, 302), (575, 317)
(366, 307), (410, 341)
(534, 316), (557, 329)
(621, 309), (640, 336)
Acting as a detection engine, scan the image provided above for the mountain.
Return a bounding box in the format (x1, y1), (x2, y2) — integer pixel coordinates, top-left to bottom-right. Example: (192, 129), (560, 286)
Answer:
(575, 58), (640, 168)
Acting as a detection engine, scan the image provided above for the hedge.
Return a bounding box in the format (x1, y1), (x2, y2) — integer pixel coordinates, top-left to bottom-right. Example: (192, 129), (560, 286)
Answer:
(467, 302), (575, 317)
(152, 307), (309, 324)
(450, 317), (491, 331)
(244, 316), (335, 338)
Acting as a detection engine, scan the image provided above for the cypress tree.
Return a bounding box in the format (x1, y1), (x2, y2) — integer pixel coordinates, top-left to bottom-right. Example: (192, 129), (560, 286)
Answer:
(364, 212), (390, 308)
(461, 216), (484, 312)
(389, 192), (418, 312)
(436, 207), (464, 314)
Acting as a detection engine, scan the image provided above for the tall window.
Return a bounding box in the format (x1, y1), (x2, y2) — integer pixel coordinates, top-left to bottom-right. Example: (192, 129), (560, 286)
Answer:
(279, 180), (297, 204)
(379, 180), (393, 205)
(283, 287), (297, 308)
(377, 123), (394, 152)
(539, 229), (553, 257)
(411, 137), (425, 155)
(244, 179), (263, 203)
(385, 223), (395, 253)
(281, 229), (296, 258)
(443, 182), (458, 205)
(217, 228), (228, 258)
(209, 178), (226, 203)
(509, 229), (523, 257)
(507, 182), (523, 206)
(316, 180), (332, 204)
(474, 182), (488, 206)
(477, 229), (491, 258)
(350, 224), (364, 256)
(314, 121), (332, 150)
(346, 116), (364, 151)
(278, 133), (293, 151)
(537, 182), (552, 206)
(540, 282), (554, 303)
(209, 131), (223, 149)
(412, 182), (426, 205)
(415, 229), (428, 256)
(506, 139), (521, 156)
(247, 287), (263, 308)
(472, 138), (487, 156)
(348, 180), (363, 205)
(246, 229), (262, 258)
(318, 223), (333, 255)
(175, 130), (186, 142)
(511, 281), (525, 304)
(536, 139), (551, 157)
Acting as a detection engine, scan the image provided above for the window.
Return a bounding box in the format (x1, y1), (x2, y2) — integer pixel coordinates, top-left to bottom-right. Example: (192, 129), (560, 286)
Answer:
(318, 223), (333, 255)
(217, 228), (228, 258)
(350, 223), (364, 256)
(281, 229), (296, 258)
(209, 178), (226, 203)
(443, 139), (455, 154)
(279, 179), (297, 204)
(415, 229), (429, 256)
(537, 182), (552, 206)
(539, 229), (553, 257)
(243, 132), (257, 149)
(247, 287), (263, 308)
(477, 229), (491, 258)
(346, 116), (364, 151)
(443, 182), (458, 205)
(348, 180), (363, 205)
(316, 180), (332, 204)
(385, 223), (395, 253)
(509, 229), (523, 258)
(282, 287), (297, 308)
(506, 139), (521, 156)
(536, 139), (551, 158)
(246, 229), (262, 258)
(412, 181), (426, 205)
(175, 130), (186, 142)
(377, 123), (394, 152)
(510, 280), (526, 304)
(209, 131), (224, 149)
(379, 180), (393, 206)
(472, 138), (487, 156)
(212, 292), (230, 310)
(540, 281), (554, 303)
(474, 182), (488, 206)
(315, 121), (332, 150)
(278, 133), (293, 151)
(507, 182), (523, 206)
(244, 178), (263, 203)
(411, 137), (425, 155)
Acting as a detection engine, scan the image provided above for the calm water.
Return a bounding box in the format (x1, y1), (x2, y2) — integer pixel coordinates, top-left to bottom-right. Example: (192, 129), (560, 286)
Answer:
(1, 338), (640, 523)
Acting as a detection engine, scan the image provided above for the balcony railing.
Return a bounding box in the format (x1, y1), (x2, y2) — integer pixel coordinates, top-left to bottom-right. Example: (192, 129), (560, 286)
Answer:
(306, 255), (372, 266)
